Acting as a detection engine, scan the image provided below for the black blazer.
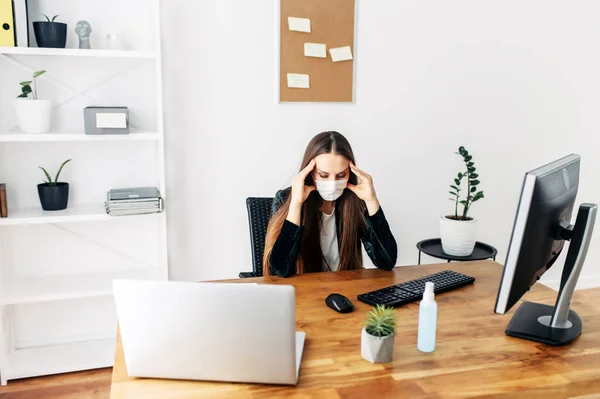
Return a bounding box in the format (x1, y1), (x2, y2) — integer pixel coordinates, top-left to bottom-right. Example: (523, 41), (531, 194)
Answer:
(268, 187), (398, 277)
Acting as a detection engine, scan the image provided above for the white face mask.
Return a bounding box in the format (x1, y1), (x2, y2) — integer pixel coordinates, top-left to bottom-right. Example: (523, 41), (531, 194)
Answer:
(315, 179), (348, 201)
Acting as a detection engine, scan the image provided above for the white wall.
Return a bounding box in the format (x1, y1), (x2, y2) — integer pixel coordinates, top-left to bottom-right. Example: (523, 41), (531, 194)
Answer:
(160, 1), (600, 290)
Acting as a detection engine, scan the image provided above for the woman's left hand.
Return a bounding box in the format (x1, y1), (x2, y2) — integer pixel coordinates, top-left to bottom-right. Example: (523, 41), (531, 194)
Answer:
(347, 162), (381, 215)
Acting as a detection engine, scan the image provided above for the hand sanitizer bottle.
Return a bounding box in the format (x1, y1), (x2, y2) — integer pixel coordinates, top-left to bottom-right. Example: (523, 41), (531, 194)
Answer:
(417, 281), (437, 352)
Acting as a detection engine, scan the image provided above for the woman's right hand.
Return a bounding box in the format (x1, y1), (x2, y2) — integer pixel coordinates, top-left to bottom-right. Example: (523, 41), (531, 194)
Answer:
(287, 159), (316, 226)
(290, 159), (316, 205)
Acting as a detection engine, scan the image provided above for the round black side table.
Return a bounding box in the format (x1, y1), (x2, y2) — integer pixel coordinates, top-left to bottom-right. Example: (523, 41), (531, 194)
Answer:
(416, 238), (497, 265)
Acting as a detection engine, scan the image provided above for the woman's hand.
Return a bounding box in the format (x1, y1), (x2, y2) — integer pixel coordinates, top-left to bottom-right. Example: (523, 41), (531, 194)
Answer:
(287, 159), (316, 225)
(347, 162), (381, 216)
(290, 159), (316, 205)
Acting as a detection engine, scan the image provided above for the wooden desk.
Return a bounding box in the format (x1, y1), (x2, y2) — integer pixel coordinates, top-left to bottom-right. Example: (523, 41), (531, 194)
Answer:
(110, 261), (600, 398)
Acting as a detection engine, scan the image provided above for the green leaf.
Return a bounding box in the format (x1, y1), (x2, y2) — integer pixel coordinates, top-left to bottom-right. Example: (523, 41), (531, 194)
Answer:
(39, 166), (52, 184)
(458, 172), (463, 179)
(51, 15), (59, 22)
(470, 173), (479, 179)
(20, 81), (32, 86)
(458, 146), (466, 155)
(465, 155), (473, 162)
(17, 93), (28, 98)
(22, 86), (32, 95)
(467, 167), (475, 173)
(449, 191), (458, 196)
(454, 178), (460, 186)
(459, 200), (467, 205)
(471, 187), (477, 192)
(450, 185), (458, 190)
(364, 305), (397, 337)
(33, 70), (46, 78)
(54, 159), (72, 183)
(42, 14), (50, 22)
(471, 180), (480, 186)
(467, 162), (474, 167)
(472, 192), (484, 201)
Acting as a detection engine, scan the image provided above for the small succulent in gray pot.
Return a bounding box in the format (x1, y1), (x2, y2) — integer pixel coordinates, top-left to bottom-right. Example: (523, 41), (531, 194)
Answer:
(361, 304), (397, 363)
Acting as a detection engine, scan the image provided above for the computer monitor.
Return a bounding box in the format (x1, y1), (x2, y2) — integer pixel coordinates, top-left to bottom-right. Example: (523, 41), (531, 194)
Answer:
(494, 153), (597, 346)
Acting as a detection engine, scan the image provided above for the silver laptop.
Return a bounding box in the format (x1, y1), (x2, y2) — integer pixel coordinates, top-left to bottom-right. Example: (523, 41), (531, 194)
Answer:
(112, 279), (306, 385)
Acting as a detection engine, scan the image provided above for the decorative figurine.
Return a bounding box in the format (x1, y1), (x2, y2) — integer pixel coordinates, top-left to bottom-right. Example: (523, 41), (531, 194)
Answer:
(75, 20), (92, 49)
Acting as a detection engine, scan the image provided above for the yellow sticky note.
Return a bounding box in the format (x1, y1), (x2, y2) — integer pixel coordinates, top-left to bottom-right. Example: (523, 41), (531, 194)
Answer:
(288, 17), (311, 33)
(304, 43), (326, 58)
(329, 46), (353, 62)
(287, 73), (310, 89)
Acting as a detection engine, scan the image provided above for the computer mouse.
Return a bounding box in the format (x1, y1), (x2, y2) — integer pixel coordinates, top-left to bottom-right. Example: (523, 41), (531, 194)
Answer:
(325, 293), (355, 313)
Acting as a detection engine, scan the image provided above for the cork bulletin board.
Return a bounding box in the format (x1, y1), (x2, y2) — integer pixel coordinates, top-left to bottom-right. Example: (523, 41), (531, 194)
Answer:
(279, 0), (356, 103)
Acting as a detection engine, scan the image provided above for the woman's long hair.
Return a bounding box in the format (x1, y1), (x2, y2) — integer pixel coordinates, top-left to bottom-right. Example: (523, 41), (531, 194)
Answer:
(263, 131), (367, 276)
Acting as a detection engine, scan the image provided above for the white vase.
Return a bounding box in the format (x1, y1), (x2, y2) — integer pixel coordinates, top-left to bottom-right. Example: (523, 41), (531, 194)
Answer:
(440, 216), (477, 256)
(361, 328), (394, 363)
(14, 99), (52, 134)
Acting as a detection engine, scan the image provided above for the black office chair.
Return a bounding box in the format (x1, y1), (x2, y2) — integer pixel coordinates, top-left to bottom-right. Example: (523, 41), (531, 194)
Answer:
(239, 197), (274, 278)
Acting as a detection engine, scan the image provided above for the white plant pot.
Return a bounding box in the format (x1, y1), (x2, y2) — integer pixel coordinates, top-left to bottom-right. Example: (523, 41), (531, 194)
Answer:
(14, 99), (52, 134)
(440, 216), (477, 256)
(361, 328), (394, 363)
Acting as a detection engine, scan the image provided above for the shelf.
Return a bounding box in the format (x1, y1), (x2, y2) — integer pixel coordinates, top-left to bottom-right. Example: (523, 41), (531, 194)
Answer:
(0, 204), (111, 226)
(6, 338), (115, 380)
(0, 269), (163, 305)
(0, 204), (161, 226)
(0, 47), (156, 59)
(0, 131), (161, 142)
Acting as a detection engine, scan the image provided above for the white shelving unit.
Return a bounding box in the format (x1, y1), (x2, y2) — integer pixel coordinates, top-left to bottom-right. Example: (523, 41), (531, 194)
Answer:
(0, 204), (112, 226)
(0, 269), (162, 305)
(6, 338), (116, 382)
(0, 46), (156, 59)
(0, 0), (167, 385)
(0, 131), (161, 142)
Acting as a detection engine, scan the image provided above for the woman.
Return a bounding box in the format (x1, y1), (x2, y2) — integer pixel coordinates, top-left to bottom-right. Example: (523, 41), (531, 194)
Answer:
(263, 131), (397, 277)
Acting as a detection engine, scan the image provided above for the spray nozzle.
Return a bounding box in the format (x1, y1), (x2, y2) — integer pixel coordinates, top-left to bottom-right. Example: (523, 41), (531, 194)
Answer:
(423, 282), (435, 301)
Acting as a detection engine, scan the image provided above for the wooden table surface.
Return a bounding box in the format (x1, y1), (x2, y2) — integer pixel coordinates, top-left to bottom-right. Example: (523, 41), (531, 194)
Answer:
(110, 261), (600, 398)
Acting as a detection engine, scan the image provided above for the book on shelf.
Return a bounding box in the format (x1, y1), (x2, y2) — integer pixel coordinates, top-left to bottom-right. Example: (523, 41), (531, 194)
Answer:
(107, 201), (161, 210)
(106, 201), (162, 212)
(13, 0), (29, 47)
(107, 187), (161, 201)
(0, 0), (15, 46)
(0, 183), (6, 218)
(106, 207), (162, 217)
(105, 187), (162, 216)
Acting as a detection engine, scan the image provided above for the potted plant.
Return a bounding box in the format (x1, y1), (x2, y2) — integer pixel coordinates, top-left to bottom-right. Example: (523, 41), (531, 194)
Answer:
(441, 146), (485, 256)
(38, 159), (72, 211)
(33, 15), (67, 48)
(361, 304), (397, 363)
(15, 70), (52, 134)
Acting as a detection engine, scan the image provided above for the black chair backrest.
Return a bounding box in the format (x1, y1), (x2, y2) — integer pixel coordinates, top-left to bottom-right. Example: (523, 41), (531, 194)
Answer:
(246, 197), (274, 276)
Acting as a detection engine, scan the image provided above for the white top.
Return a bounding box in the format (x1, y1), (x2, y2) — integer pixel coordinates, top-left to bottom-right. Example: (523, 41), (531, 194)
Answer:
(320, 208), (340, 271)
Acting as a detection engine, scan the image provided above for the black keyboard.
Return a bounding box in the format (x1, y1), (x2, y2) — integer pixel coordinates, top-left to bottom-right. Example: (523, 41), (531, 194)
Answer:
(357, 270), (475, 307)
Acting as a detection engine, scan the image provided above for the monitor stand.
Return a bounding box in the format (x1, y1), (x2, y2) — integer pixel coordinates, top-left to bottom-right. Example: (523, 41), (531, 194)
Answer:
(506, 203), (597, 346)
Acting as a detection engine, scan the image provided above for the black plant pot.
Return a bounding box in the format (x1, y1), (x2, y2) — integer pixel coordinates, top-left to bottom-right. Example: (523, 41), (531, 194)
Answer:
(33, 22), (67, 48)
(38, 183), (69, 211)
